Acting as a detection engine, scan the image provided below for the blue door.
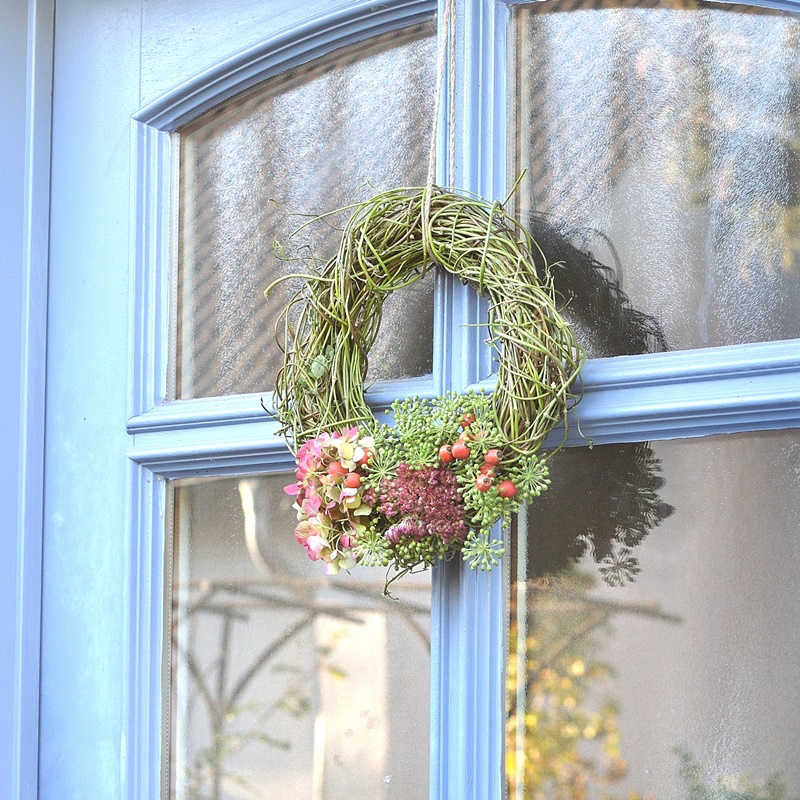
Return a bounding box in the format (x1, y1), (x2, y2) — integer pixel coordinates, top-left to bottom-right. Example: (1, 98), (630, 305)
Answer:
(6, 0), (800, 798)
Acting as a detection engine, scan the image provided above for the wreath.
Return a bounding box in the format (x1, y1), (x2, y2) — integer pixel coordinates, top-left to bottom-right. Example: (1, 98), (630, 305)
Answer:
(267, 186), (584, 583)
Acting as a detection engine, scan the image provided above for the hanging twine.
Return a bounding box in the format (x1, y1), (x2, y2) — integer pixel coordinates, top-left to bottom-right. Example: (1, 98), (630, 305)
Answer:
(423, 0), (458, 251)
(426, 0), (457, 191)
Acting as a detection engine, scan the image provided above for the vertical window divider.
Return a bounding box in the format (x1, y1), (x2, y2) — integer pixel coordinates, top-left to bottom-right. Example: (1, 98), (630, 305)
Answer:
(430, 1), (512, 798)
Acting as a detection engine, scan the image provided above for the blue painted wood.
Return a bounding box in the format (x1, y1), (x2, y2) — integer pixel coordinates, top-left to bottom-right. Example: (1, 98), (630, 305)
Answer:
(138, 0), (376, 107)
(126, 378), (435, 477)
(35, 1), (800, 799)
(130, 122), (172, 417)
(54, 4), (415, 794)
(131, 0), (438, 419)
(469, 339), (800, 447)
(2, 1), (54, 798)
(124, 463), (167, 800)
(39, 2), (144, 795)
(432, 1), (799, 796)
(431, 2), (511, 799)
(561, 340), (800, 445)
(128, 428), (294, 478)
(128, 377), (436, 434)
(127, 6), (442, 800)
(128, 394), (277, 433)
(127, 339), (800, 480)
(14, 2), (55, 796)
(455, 5), (800, 799)
(0, 3), (31, 797)
(135, 0), (437, 131)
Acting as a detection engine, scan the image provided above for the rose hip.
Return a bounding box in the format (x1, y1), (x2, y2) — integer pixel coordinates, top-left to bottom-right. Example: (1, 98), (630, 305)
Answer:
(484, 449), (502, 466)
(497, 480), (517, 498)
(357, 449), (371, 466)
(475, 474), (493, 492)
(451, 441), (471, 460)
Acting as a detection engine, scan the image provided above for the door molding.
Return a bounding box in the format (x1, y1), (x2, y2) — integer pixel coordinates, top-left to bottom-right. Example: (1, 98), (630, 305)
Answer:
(6, 2), (55, 798)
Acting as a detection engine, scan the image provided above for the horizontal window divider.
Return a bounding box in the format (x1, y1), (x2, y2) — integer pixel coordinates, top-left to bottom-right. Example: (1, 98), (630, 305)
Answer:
(128, 343), (800, 472)
(560, 371), (800, 446)
(128, 393), (272, 433)
(471, 339), (800, 394)
(471, 340), (800, 446)
(366, 375), (439, 406)
(127, 423), (294, 478)
(127, 376), (437, 435)
(127, 377), (438, 477)
(575, 339), (800, 388)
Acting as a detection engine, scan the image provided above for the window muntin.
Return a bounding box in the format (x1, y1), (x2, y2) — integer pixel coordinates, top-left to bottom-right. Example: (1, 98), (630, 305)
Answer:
(513, 0), (800, 358)
(176, 24), (436, 400)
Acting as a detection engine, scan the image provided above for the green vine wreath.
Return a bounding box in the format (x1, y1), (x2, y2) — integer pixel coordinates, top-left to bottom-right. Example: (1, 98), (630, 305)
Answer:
(267, 186), (584, 582)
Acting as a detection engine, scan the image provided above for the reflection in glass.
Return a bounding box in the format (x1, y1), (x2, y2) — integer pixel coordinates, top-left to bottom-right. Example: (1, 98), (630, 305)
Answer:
(523, 442), (674, 586)
(514, 0), (800, 354)
(168, 474), (430, 799)
(508, 430), (800, 799)
(177, 24), (436, 399)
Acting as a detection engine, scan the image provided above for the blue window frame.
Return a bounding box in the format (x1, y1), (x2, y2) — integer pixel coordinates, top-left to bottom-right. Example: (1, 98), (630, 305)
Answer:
(128, 4), (442, 798)
(434, 0), (799, 794)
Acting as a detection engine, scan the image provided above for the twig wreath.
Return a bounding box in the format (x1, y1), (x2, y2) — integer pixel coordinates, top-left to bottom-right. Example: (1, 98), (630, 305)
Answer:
(267, 186), (585, 586)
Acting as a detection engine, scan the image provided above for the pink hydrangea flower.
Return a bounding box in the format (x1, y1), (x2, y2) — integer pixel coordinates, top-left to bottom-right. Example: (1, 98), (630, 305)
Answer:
(287, 427), (374, 573)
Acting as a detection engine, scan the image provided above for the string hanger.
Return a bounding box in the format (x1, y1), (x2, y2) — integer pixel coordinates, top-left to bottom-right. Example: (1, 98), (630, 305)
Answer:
(424, 0), (457, 224)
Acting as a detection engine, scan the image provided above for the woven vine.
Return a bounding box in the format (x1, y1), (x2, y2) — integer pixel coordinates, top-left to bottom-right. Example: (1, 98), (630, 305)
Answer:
(268, 186), (584, 458)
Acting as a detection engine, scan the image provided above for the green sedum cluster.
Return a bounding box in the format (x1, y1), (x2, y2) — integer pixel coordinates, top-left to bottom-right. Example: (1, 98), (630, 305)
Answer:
(354, 390), (553, 577)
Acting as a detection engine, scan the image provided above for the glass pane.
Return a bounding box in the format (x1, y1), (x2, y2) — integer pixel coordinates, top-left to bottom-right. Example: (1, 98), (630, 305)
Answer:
(508, 430), (800, 799)
(177, 24), (436, 399)
(168, 474), (431, 799)
(514, 0), (800, 358)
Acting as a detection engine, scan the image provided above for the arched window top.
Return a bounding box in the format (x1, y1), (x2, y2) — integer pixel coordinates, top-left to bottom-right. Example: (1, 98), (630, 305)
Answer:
(134, 0), (437, 131)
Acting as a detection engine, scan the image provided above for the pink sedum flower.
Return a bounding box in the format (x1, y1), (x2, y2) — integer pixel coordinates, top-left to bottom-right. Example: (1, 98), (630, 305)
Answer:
(379, 463), (468, 545)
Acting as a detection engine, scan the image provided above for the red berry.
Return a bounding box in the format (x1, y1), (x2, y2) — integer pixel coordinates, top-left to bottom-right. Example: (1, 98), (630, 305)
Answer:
(439, 444), (454, 463)
(484, 449), (502, 466)
(451, 441), (471, 460)
(327, 461), (347, 477)
(457, 430), (472, 443)
(479, 463), (496, 477)
(476, 474), (493, 492)
(345, 472), (362, 489)
(497, 480), (517, 498)
(461, 413), (476, 428)
(357, 449), (371, 465)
